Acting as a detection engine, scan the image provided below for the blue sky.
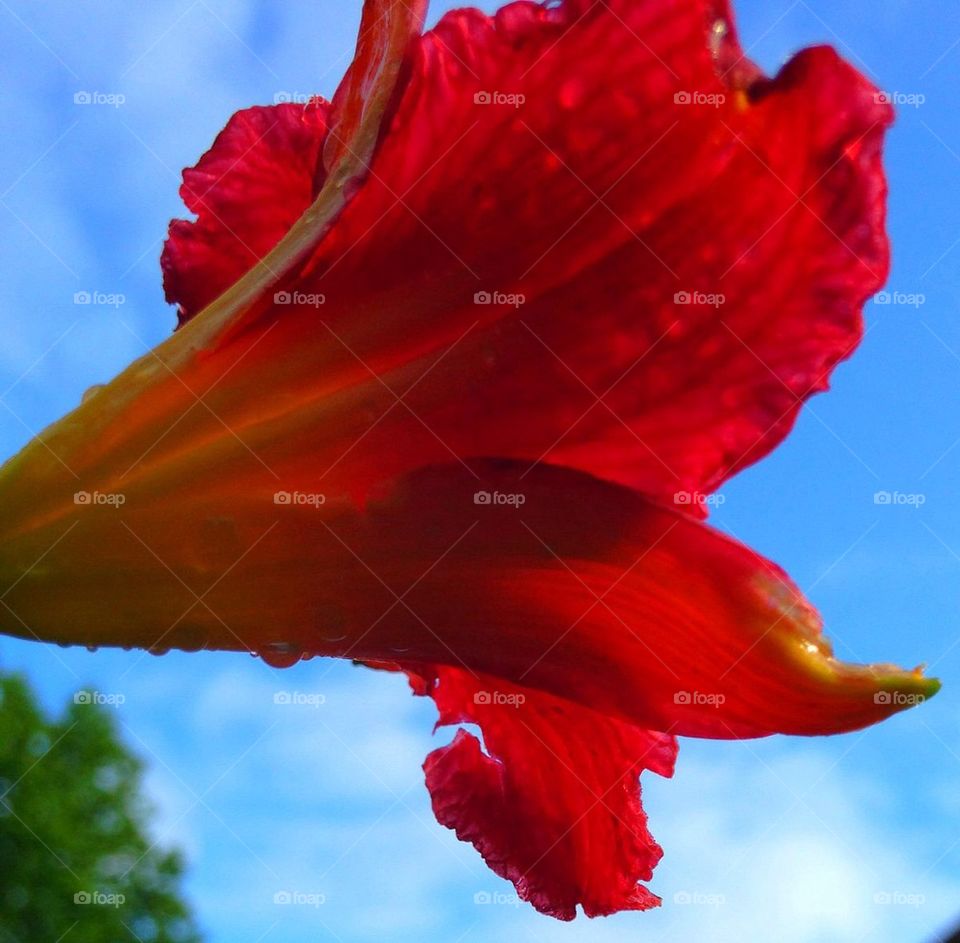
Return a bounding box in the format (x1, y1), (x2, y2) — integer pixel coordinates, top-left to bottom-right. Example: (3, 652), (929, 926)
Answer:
(1, 1), (959, 940)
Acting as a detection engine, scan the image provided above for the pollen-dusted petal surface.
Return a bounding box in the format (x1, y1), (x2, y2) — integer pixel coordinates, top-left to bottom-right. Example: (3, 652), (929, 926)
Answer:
(161, 102), (331, 323)
(389, 664), (677, 919)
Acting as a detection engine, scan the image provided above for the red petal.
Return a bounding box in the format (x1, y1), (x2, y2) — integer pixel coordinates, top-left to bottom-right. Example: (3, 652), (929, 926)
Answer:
(271, 0), (892, 504)
(162, 0), (427, 328)
(161, 102), (331, 324)
(338, 461), (934, 741)
(395, 664), (677, 919)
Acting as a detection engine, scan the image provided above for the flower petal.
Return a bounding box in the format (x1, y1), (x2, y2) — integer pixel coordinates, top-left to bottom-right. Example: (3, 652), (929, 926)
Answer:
(161, 0), (426, 337)
(2, 459), (934, 738)
(274, 0), (893, 504)
(162, 102), (331, 324)
(382, 663), (677, 919)
(134, 0), (891, 526)
(345, 461), (937, 740)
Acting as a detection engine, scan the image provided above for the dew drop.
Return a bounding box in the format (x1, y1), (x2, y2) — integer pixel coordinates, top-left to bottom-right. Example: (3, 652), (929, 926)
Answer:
(709, 19), (728, 59)
(558, 78), (585, 110)
(720, 388), (743, 408)
(316, 603), (348, 643)
(85, 645), (98, 653)
(542, 151), (561, 171)
(177, 628), (206, 653)
(82, 384), (105, 404)
(260, 642), (305, 669)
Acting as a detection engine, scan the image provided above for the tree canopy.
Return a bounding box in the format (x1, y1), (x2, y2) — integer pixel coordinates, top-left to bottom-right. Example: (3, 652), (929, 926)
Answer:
(0, 672), (201, 943)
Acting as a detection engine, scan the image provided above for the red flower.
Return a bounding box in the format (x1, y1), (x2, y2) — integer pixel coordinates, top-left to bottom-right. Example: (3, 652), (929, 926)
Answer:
(0, 0), (939, 921)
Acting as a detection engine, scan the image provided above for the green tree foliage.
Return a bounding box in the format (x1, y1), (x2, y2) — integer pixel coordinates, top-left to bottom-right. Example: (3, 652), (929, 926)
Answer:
(0, 673), (201, 942)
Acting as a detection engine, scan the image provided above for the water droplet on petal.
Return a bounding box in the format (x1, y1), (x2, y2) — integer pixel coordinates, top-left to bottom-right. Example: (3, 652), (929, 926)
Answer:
(82, 384), (105, 404)
(559, 77), (585, 110)
(260, 642), (304, 669)
(316, 603), (348, 643)
(709, 19), (728, 59)
(85, 645), (98, 653)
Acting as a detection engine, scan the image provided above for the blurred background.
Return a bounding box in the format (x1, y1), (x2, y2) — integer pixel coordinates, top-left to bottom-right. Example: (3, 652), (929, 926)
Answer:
(0, 0), (958, 940)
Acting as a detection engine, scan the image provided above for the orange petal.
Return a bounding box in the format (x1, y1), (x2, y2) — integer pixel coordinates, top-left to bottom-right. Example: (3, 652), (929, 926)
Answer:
(0, 460), (936, 737)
